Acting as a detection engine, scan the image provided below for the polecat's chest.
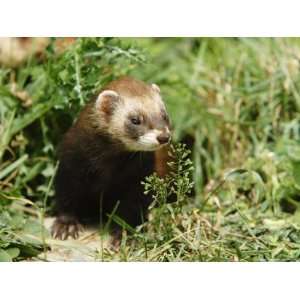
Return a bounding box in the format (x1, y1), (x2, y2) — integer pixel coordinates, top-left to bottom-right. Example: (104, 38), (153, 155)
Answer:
(86, 151), (155, 193)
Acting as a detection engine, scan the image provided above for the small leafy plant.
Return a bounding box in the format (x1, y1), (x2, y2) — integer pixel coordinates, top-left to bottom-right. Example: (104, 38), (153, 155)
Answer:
(143, 143), (194, 207)
(138, 143), (195, 253)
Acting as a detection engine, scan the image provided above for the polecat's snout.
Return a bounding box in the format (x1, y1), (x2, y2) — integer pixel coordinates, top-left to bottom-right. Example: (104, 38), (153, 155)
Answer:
(157, 132), (171, 145)
(137, 127), (171, 151)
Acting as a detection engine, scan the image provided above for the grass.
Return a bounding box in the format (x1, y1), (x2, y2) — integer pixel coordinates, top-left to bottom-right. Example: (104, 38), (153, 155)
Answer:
(1, 37), (300, 261)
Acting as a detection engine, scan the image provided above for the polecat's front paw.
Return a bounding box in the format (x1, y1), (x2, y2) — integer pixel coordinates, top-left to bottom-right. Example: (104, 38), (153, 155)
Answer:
(51, 215), (83, 240)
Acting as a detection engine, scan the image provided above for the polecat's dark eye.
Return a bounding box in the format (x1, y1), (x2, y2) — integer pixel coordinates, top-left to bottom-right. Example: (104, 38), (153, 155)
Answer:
(131, 117), (141, 125)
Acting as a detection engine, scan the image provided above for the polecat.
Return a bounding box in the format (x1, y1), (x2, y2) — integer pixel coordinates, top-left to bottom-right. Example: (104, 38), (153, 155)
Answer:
(51, 76), (171, 243)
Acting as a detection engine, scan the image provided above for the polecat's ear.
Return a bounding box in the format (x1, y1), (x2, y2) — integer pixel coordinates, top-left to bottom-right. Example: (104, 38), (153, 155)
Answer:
(96, 90), (120, 114)
(151, 83), (160, 94)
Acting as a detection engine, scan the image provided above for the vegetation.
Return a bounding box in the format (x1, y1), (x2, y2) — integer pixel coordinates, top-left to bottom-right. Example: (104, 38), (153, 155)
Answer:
(1, 37), (300, 261)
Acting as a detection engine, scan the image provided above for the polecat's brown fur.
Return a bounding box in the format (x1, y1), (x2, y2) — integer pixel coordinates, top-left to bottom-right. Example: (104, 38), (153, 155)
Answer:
(51, 77), (171, 243)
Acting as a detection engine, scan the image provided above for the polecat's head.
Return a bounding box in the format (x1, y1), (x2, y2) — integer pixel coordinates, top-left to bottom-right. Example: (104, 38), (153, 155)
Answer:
(94, 77), (171, 152)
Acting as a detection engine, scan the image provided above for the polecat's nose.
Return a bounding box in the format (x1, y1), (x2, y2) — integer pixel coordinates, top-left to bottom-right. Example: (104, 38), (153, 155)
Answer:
(157, 133), (171, 144)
